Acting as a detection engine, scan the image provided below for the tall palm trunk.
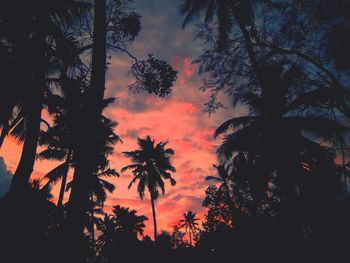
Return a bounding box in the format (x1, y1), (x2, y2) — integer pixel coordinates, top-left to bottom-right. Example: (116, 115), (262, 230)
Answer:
(150, 192), (158, 241)
(90, 192), (95, 243)
(57, 150), (72, 208)
(65, 0), (107, 260)
(189, 227), (192, 247)
(10, 34), (46, 193)
(10, 103), (42, 192)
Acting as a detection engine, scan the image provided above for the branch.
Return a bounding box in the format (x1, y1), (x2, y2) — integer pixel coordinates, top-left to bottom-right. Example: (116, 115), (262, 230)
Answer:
(106, 44), (138, 64)
(259, 40), (342, 89)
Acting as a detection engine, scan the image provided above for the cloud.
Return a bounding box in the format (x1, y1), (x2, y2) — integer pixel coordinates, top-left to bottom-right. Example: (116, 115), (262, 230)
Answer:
(116, 97), (150, 113)
(0, 157), (12, 198)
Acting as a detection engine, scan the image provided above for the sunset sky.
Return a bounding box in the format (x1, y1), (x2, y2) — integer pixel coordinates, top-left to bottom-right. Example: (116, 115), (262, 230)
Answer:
(0, 0), (243, 237)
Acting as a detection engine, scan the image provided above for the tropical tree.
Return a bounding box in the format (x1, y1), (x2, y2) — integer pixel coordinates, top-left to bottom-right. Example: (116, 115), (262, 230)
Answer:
(122, 136), (176, 241)
(88, 168), (118, 242)
(0, 0), (88, 192)
(179, 210), (200, 247)
(66, 166), (118, 242)
(96, 205), (148, 261)
(110, 205), (148, 238)
(38, 84), (120, 209)
(215, 62), (346, 220)
(65, 2), (177, 254)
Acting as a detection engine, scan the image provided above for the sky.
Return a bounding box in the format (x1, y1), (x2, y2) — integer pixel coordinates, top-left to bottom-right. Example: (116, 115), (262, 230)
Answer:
(0, 0), (240, 237)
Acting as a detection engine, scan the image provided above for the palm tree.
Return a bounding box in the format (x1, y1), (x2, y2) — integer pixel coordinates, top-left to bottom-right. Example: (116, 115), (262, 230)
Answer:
(38, 80), (120, 209)
(215, 62), (346, 201)
(0, 0), (88, 192)
(111, 205), (148, 238)
(122, 136), (176, 241)
(64, 1), (112, 248)
(65, 1), (177, 251)
(88, 168), (118, 243)
(66, 167), (118, 242)
(179, 210), (200, 247)
(96, 205), (148, 250)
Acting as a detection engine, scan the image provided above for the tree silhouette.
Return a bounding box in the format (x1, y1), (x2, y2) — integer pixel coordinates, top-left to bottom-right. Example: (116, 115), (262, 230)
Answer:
(171, 225), (186, 249)
(206, 164), (235, 227)
(65, 2), (177, 254)
(66, 166), (118, 242)
(213, 62), (347, 242)
(202, 185), (232, 232)
(179, 210), (200, 247)
(0, 0), (88, 193)
(38, 82), (120, 209)
(96, 205), (148, 261)
(180, 0), (280, 61)
(122, 135), (176, 241)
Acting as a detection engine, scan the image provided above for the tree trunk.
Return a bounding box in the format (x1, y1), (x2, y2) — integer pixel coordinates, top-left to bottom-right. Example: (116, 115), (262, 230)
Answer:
(150, 192), (158, 241)
(0, 122), (9, 148)
(10, 108), (41, 193)
(189, 227), (192, 247)
(90, 192), (95, 243)
(57, 150), (72, 208)
(64, 0), (107, 260)
(10, 34), (46, 193)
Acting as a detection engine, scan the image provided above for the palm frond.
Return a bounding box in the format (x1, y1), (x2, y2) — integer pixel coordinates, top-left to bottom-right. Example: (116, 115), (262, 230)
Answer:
(43, 162), (68, 185)
(37, 148), (67, 161)
(214, 116), (256, 138)
(121, 164), (142, 173)
(205, 175), (223, 182)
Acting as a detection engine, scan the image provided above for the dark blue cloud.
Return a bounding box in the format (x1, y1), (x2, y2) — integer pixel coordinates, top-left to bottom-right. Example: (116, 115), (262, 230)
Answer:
(117, 97), (150, 112)
(0, 157), (12, 198)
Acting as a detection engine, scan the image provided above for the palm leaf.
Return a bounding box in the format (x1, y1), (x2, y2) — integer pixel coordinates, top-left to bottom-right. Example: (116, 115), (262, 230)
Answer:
(43, 162), (68, 185)
(284, 116), (347, 141)
(214, 116), (256, 138)
(121, 164), (142, 173)
(205, 175), (223, 182)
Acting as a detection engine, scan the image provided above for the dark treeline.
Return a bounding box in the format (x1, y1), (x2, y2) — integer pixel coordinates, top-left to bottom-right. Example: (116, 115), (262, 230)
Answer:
(0, 0), (350, 262)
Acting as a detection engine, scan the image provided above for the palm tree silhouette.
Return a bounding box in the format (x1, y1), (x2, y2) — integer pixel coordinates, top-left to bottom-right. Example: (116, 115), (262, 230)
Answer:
(111, 205), (148, 238)
(179, 210), (200, 247)
(65, 0), (139, 246)
(37, 74), (120, 209)
(97, 205), (148, 249)
(215, 62), (346, 199)
(0, 0), (88, 192)
(122, 136), (176, 241)
(66, 166), (118, 242)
